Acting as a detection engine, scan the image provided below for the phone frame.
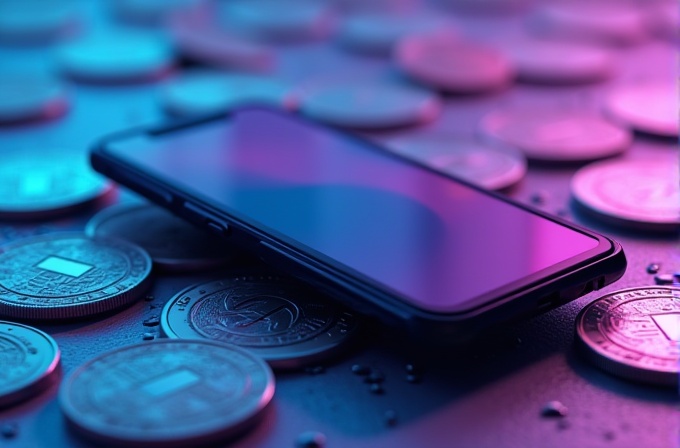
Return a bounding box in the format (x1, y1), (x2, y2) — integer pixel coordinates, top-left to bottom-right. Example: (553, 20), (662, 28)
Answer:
(91, 107), (626, 342)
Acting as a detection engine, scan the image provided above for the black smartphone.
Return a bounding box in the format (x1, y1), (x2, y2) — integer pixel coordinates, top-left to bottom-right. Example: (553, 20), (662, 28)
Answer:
(91, 107), (626, 342)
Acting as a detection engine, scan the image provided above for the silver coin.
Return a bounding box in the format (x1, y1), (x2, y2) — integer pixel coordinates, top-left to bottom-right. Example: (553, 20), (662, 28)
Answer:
(86, 202), (245, 272)
(338, 13), (453, 55)
(0, 233), (152, 320)
(161, 274), (360, 369)
(604, 84), (678, 137)
(384, 134), (526, 190)
(160, 69), (297, 117)
(571, 159), (680, 231)
(0, 0), (79, 43)
(395, 33), (514, 93)
(528, 2), (648, 46)
(576, 286), (680, 387)
(479, 109), (631, 162)
(0, 321), (60, 408)
(300, 80), (441, 129)
(0, 153), (114, 220)
(59, 340), (274, 447)
(220, 0), (336, 41)
(56, 33), (174, 83)
(0, 72), (70, 124)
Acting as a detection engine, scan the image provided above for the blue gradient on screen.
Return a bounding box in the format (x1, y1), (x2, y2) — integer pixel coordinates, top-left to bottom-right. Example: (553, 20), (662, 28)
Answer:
(109, 109), (601, 312)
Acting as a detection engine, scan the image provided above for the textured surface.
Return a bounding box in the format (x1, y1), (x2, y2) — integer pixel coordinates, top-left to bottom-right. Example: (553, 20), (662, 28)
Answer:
(0, 1), (678, 447)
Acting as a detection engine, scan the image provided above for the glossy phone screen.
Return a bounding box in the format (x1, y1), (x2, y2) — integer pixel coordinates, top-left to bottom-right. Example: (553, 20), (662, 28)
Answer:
(107, 109), (606, 313)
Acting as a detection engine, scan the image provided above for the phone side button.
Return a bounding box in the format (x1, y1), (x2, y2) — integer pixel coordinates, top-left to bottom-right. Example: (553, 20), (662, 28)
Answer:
(182, 202), (230, 237)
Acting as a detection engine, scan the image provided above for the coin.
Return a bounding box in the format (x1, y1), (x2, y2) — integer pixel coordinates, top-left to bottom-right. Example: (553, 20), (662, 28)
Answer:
(56, 33), (174, 83)
(0, 321), (60, 408)
(112, 0), (202, 25)
(0, 72), (70, 124)
(59, 340), (274, 447)
(161, 274), (360, 369)
(300, 80), (441, 129)
(160, 69), (297, 117)
(337, 13), (452, 55)
(571, 159), (680, 232)
(604, 84), (678, 137)
(479, 109), (631, 162)
(384, 134), (526, 190)
(576, 286), (680, 387)
(0, 153), (114, 220)
(86, 202), (246, 272)
(0, 233), (152, 320)
(395, 33), (514, 93)
(0, 0), (79, 43)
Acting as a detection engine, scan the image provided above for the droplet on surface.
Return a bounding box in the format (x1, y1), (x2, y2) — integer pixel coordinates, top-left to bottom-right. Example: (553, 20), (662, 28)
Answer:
(646, 263), (660, 274)
(369, 383), (384, 394)
(351, 364), (370, 375)
(384, 410), (398, 427)
(541, 401), (568, 417)
(145, 294), (155, 301)
(0, 423), (18, 438)
(406, 373), (422, 384)
(143, 316), (160, 326)
(295, 430), (326, 448)
(142, 332), (155, 340)
(365, 370), (385, 383)
(654, 273), (674, 285)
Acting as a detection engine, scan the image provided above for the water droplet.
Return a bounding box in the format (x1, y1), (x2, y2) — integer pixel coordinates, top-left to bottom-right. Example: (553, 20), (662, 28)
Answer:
(27, 347), (37, 354)
(541, 401), (568, 417)
(654, 274), (674, 285)
(530, 191), (549, 205)
(405, 363), (419, 374)
(295, 431), (326, 448)
(0, 423), (18, 438)
(369, 383), (384, 395)
(142, 333), (155, 340)
(384, 410), (398, 427)
(603, 431), (615, 441)
(351, 364), (370, 375)
(557, 420), (570, 430)
(365, 370), (385, 384)
(646, 263), (660, 274)
(143, 316), (160, 327)
(406, 374), (422, 384)
(304, 366), (325, 375)
(144, 294), (155, 302)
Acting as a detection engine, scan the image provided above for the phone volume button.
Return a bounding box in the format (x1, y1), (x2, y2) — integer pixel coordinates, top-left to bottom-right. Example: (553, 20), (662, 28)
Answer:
(182, 202), (230, 237)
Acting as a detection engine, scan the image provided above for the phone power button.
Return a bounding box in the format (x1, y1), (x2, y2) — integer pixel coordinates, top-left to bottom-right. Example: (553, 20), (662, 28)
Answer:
(182, 202), (230, 238)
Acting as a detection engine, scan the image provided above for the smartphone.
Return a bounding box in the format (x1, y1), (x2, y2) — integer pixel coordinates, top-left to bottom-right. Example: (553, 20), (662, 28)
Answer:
(91, 107), (626, 342)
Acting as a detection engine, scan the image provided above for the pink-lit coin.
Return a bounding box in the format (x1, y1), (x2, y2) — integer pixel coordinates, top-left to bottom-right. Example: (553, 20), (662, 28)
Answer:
(646, 1), (679, 42)
(56, 34), (174, 83)
(0, 0), (79, 43)
(220, 0), (336, 41)
(0, 73), (69, 124)
(439, 0), (531, 14)
(528, 2), (648, 45)
(571, 159), (680, 231)
(605, 84), (679, 137)
(60, 340), (274, 447)
(576, 286), (680, 387)
(170, 12), (275, 71)
(0, 321), (60, 408)
(479, 109), (631, 162)
(300, 81), (441, 129)
(385, 135), (526, 190)
(338, 13), (453, 55)
(500, 40), (613, 84)
(160, 70), (297, 116)
(395, 34), (514, 93)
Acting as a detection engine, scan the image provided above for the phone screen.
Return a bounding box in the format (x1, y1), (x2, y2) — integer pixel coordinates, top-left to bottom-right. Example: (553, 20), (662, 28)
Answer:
(107, 109), (605, 313)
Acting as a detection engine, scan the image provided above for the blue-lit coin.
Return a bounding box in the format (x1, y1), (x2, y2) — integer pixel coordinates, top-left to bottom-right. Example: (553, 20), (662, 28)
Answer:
(385, 134), (526, 190)
(0, 72), (69, 124)
(160, 70), (297, 116)
(60, 340), (274, 447)
(0, 233), (152, 320)
(338, 12), (453, 55)
(0, 153), (113, 220)
(56, 33), (174, 83)
(439, 0), (530, 13)
(0, 321), (60, 408)
(300, 80), (441, 129)
(161, 274), (360, 369)
(220, 0), (336, 41)
(0, 0), (79, 43)
(112, 0), (203, 25)
(86, 202), (248, 272)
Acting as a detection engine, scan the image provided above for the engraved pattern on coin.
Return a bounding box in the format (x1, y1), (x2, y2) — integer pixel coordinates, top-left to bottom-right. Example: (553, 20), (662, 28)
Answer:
(59, 340), (274, 446)
(0, 321), (61, 407)
(162, 275), (360, 368)
(0, 234), (151, 319)
(577, 286), (680, 386)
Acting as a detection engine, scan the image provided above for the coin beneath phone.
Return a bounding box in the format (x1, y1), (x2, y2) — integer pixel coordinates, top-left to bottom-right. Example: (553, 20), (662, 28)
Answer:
(0, 233), (152, 320)
(0, 321), (61, 408)
(59, 340), (274, 447)
(576, 286), (680, 387)
(570, 159), (680, 231)
(87, 202), (247, 272)
(0, 153), (113, 220)
(161, 274), (360, 368)
(384, 134), (526, 190)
